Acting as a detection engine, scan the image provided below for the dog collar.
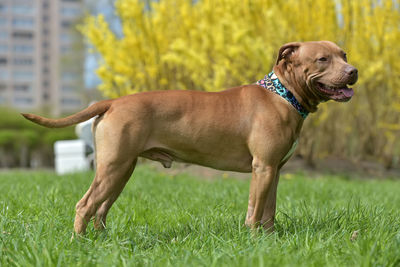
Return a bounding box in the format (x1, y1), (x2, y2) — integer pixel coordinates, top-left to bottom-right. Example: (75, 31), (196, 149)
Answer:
(256, 71), (309, 119)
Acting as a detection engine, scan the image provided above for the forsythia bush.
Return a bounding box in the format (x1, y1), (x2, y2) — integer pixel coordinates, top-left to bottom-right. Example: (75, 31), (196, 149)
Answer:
(81, 0), (400, 166)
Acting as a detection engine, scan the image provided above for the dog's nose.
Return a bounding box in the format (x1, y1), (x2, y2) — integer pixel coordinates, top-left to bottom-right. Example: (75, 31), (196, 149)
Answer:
(345, 66), (358, 77)
(345, 65), (358, 85)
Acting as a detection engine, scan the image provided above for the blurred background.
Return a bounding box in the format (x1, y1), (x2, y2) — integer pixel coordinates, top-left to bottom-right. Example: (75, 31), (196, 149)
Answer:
(0, 0), (399, 176)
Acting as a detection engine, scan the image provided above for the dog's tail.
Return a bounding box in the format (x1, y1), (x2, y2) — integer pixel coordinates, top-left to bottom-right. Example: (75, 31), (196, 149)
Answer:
(21, 100), (113, 128)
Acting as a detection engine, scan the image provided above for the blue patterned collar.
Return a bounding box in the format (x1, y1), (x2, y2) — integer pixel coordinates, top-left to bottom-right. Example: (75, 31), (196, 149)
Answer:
(256, 71), (309, 119)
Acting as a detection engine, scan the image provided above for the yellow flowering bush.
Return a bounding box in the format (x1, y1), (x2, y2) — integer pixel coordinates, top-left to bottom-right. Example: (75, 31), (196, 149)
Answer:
(81, 0), (400, 166)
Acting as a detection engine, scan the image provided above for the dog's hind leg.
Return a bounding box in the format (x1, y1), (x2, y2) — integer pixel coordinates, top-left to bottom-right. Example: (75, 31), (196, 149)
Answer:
(93, 159), (137, 230)
(73, 117), (143, 235)
(73, 157), (136, 235)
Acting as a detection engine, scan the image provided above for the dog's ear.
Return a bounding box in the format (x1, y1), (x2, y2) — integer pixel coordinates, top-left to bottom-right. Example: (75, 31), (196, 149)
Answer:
(276, 42), (301, 65)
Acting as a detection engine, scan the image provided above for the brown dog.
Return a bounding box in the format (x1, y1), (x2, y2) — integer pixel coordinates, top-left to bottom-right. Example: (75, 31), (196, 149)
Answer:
(22, 41), (358, 234)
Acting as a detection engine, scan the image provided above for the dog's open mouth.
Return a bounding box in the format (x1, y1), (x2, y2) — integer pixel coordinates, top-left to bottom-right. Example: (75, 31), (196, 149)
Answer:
(316, 82), (354, 102)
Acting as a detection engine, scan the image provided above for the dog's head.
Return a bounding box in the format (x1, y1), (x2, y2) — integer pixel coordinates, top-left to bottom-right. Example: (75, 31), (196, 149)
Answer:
(274, 41), (358, 110)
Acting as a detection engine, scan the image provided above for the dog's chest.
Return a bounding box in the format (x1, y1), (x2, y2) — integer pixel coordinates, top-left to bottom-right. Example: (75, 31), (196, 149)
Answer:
(281, 139), (298, 163)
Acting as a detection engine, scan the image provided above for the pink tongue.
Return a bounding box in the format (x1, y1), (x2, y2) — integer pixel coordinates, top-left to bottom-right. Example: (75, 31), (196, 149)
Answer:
(339, 88), (354, 97)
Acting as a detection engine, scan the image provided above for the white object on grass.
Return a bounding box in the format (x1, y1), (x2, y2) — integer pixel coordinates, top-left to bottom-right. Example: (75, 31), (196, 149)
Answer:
(75, 117), (95, 152)
(54, 140), (89, 175)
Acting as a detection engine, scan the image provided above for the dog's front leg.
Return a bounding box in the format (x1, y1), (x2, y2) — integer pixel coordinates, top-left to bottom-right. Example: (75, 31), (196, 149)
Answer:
(245, 158), (277, 230)
(260, 171), (280, 232)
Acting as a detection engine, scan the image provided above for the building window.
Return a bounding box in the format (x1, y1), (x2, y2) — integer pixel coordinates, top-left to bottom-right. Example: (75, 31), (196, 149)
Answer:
(14, 84), (31, 92)
(0, 44), (7, 53)
(0, 70), (8, 80)
(13, 57), (33, 65)
(62, 72), (79, 82)
(61, 97), (81, 106)
(62, 0), (81, 2)
(12, 18), (34, 28)
(61, 7), (81, 17)
(0, 83), (6, 91)
(13, 71), (34, 81)
(0, 4), (8, 14)
(61, 33), (72, 43)
(61, 85), (74, 92)
(61, 46), (71, 54)
(13, 44), (34, 53)
(14, 96), (33, 105)
(12, 4), (34, 14)
(12, 31), (34, 39)
(0, 18), (7, 26)
(61, 21), (72, 28)
(0, 57), (7, 65)
(0, 32), (7, 40)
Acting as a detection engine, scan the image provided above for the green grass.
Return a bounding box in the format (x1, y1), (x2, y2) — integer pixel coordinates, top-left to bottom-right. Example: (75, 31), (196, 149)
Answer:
(0, 165), (400, 266)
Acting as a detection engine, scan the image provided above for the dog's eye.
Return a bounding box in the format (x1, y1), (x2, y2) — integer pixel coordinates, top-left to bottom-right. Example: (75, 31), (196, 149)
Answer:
(318, 57), (328, 62)
(343, 53), (347, 61)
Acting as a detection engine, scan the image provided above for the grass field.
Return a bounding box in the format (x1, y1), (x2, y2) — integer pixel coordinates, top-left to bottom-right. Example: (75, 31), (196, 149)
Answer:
(0, 165), (400, 266)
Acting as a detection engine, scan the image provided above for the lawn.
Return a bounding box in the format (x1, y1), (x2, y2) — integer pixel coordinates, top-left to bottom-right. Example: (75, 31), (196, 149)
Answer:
(0, 165), (399, 266)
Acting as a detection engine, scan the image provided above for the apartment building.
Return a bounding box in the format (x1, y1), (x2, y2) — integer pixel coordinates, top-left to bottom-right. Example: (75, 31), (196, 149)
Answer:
(0, 0), (84, 115)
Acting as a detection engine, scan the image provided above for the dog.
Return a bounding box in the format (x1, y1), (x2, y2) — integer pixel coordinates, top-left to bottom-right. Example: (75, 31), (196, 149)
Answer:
(22, 41), (358, 234)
